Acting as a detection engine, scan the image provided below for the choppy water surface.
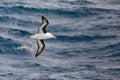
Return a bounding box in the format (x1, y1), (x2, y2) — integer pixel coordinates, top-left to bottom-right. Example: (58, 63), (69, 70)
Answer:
(0, 0), (120, 80)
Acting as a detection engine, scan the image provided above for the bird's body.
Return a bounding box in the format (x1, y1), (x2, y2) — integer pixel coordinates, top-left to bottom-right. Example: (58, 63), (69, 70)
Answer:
(29, 32), (55, 40)
(28, 16), (56, 57)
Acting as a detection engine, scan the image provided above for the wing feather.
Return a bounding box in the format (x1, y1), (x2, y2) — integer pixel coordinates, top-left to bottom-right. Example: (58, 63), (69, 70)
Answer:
(35, 40), (45, 57)
(38, 16), (49, 33)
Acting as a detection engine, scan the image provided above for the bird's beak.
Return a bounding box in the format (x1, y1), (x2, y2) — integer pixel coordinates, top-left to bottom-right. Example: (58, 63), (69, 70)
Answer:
(52, 35), (57, 39)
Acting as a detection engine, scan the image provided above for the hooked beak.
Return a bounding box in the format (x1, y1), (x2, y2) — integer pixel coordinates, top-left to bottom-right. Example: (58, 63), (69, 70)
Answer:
(52, 35), (57, 39)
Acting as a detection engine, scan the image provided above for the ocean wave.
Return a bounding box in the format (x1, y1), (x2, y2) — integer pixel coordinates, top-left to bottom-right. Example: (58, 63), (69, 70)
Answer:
(0, 16), (38, 27)
(1, 5), (119, 19)
(56, 34), (117, 42)
(87, 41), (120, 58)
(11, 61), (43, 68)
(0, 6), (79, 17)
(0, 16), (14, 23)
(59, 0), (94, 5)
(89, 25), (120, 31)
(0, 36), (29, 55)
(0, 27), (31, 38)
(0, 0), (119, 80)
(8, 28), (31, 37)
(99, 42), (120, 57)
(0, 6), (108, 18)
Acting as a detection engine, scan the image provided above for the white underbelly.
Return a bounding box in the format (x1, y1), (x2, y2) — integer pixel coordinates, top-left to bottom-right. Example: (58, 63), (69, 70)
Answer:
(30, 34), (50, 40)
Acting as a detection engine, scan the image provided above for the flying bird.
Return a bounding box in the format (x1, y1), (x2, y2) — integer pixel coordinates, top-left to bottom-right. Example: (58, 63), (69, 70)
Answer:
(28, 16), (56, 57)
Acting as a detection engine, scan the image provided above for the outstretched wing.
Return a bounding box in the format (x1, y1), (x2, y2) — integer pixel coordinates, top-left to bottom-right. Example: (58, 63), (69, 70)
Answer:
(35, 40), (45, 57)
(38, 16), (49, 33)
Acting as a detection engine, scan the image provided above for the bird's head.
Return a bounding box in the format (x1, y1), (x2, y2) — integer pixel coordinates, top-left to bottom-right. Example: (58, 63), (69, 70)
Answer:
(47, 32), (56, 39)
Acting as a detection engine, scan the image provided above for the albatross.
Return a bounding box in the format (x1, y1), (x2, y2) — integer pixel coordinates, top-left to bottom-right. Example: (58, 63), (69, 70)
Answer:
(28, 16), (56, 57)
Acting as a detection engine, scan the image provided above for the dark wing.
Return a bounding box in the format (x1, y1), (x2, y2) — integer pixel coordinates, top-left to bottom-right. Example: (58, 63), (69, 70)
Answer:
(38, 16), (49, 33)
(35, 40), (45, 57)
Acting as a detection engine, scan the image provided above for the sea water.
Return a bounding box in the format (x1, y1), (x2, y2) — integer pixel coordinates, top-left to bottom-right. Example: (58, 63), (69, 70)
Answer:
(0, 0), (120, 80)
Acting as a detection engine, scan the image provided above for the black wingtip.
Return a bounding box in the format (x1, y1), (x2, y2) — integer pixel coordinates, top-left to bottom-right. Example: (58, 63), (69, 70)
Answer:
(41, 16), (46, 20)
(35, 55), (38, 57)
(41, 16), (49, 24)
(41, 16), (45, 19)
(35, 53), (39, 57)
(35, 52), (42, 57)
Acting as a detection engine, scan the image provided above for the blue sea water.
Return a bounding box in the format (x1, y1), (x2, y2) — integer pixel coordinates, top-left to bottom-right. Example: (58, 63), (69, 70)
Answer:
(0, 0), (120, 80)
